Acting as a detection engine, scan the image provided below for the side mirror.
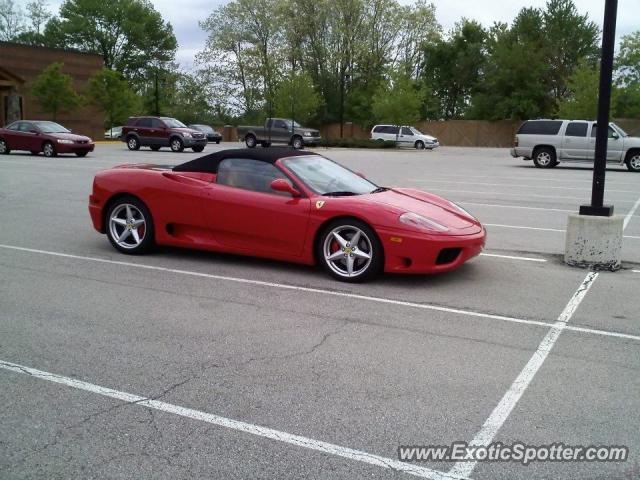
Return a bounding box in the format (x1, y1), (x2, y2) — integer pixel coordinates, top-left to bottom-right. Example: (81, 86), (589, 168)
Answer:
(29, 129), (39, 134)
(270, 178), (301, 197)
(612, 132), (619, 139)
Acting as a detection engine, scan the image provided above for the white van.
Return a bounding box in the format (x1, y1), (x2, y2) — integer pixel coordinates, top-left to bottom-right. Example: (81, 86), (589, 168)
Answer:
(370, 125), (439, 150)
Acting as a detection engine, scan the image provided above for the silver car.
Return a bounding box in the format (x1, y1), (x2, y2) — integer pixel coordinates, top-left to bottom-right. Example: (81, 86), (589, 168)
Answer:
(371, 125), (439, 150)
(510, 119), (640, 172)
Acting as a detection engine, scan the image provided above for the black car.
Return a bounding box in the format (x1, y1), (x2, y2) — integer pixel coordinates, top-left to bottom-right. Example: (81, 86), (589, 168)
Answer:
(189, 124), (222, 144)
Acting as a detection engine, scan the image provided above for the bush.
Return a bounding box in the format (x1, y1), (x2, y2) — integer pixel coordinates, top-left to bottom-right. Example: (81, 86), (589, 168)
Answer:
(317, 138), (397, 149)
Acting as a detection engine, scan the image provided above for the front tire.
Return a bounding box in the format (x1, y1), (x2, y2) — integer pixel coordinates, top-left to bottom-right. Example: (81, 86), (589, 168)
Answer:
(216, 140), (221, 144)
(0, 139), (10, 154)
(127, 136), (140, 151)
(245, 134), (257, 148)
(626, 151), (640, 172)
(75, 151), (88, 157)
(533, 147), (556, 168)
(192, 145), (205, 153)
(43, 141), (57, 157)
(106, 196), (155, 254)
(415, 140), (425, 150)
(292, 136), (304, 150)
(170, 137), (184, 152)
(317, 219), (383, 282)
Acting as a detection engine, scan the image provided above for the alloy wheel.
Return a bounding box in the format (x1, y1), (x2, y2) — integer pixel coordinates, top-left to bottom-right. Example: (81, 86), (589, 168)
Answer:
(630, 154), (640, 171)
(43, 143), (55, 157)
(537, 152), (551, 166)
(0, 140), (6, 154)
(109, 204), (146, 250)
(323, 225), (373, 278)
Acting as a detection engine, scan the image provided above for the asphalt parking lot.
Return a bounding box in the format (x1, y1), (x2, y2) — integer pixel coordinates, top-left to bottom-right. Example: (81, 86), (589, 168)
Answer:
(1, 143), (639, 480)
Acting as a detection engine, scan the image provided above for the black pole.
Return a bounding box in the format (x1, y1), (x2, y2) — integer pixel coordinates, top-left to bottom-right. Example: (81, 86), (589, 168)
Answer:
(154, 69), (159, 116)
(579, 0), (617, 217)
(339, 73), (344, 139)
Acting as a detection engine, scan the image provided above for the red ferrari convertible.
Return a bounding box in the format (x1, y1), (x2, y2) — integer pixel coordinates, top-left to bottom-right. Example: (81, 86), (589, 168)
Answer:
(89, 149), (485, 282)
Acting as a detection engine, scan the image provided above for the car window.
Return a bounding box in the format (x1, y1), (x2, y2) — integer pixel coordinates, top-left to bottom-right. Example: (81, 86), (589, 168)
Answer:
(137, 118), (153, 128)
(217, 158), (290, 195)
(372, 126), (384, 133)
(590, 125), (617, 138)
(402, 127), (413, 136)
(382, 126), (398, 134)
(151, 118), (165, 128)
(19, 122), (36, 132)
(6, 122), (21, 131)
(274, 120), (288, 129)
(517, 121), (563, 135)
(565, 122), (588, 137)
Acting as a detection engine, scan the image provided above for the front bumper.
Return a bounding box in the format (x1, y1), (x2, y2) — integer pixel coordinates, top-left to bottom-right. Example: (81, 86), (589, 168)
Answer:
(183, 137), (208, 147)
(302, 136), (322, 146)
(56, 142), (95, 154)
(425, 141), (439, 149)
(206, 134), (222, 142)
(377, 226), (486, 274)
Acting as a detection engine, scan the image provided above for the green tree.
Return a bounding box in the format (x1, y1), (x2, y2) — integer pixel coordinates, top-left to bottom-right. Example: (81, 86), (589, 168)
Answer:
(0, 0), (24, 40)
(43, 0), (177, 79)
(422, 19), (486, 119)
(617, 31), (640, 85)
(88, 68), (141, 130)
(372, 73), (425, 136)
(557, 61), (601, 119)
(542, 0), (599, 105)
(14, 0), (52, 45)
(469, 9), (552, 120)
(31, 62), (83, 120)
(273, 71), (323, 124)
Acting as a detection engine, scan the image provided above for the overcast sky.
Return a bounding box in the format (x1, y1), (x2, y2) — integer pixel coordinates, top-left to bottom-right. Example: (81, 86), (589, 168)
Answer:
(46, 0), (638, 69)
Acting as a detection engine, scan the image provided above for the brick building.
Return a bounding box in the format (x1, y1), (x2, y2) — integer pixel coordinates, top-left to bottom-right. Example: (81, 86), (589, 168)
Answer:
(0, 41), (104, 139)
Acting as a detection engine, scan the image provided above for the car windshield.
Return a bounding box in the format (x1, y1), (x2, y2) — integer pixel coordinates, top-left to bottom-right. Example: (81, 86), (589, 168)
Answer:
(282, 155), (378, 196)
(411, 127), (424, 135)
(162, 117), (187, 128)
(284, 119), (301, 128)
(34, 121), (70, 133)
(195, 125), (214, 133)
(612, 123), (628, 136)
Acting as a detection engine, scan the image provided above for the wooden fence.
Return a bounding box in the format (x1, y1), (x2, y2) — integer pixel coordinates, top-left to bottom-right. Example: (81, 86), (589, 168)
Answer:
(224, 119), (640, 147)
(318, 119), (640, 147)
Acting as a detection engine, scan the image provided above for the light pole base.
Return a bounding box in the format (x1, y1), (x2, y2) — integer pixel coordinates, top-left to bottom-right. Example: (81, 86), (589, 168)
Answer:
(579, 204), (614, 216)
(565, 213), (623, 271)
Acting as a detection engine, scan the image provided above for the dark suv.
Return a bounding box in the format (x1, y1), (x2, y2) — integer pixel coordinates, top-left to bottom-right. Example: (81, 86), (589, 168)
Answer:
(122, 116), (207, 152)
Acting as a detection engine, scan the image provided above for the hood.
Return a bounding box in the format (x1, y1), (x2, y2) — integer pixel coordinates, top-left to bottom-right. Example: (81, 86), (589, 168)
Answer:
(418, 133), (437, 142)
(172, 127), (205, 136)
(112, 163), (172, 170)
(365, 187), (481, 234)
(51, 132), (92, 142)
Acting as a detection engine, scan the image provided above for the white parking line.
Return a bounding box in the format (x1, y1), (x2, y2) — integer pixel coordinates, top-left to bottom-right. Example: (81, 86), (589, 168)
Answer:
(484, 223), (640, 240)
(416, 179), (639, 195)
(0, 360), (462, 480)
(422, 187), (634, 204)
(450, 195), (640, 479)
(448, 271), (599, 479)
(1, 244), (639, 343)
(421, 172), (640, 188)
(479, 253), (546, 262)
(459, 202), (573, 213)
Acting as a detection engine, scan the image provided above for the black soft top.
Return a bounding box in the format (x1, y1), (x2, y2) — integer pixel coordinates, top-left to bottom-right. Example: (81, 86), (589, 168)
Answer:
(173, 148), (313, 174)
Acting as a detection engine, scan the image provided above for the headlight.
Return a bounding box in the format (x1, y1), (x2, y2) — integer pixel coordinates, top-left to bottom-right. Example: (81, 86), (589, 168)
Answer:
(303, 132), (312, 137)
(183, 133), (192, 138)
(448, 201), (475, 219)
(57, 139), (74, 144)
(399, 212), (449, 232)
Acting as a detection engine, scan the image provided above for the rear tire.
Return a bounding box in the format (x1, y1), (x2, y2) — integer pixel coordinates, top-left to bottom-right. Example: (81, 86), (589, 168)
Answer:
(245, 134), (257, 148)
(533, 147), (556, 168)
(43, 141), (57, 157)
(626, 151), (640, 172)
(316, 218), (383, 283)
(127, 136), (140, 150)
(192, 145), (205, 152)
(170, 137), (184, 152)
(75, 151), (88, 157)
(105, 196), (155, 255)
(0, 139), (10, 154)
(216, 140), (221, 144)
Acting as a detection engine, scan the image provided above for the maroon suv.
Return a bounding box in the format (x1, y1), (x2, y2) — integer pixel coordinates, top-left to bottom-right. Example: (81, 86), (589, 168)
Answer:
(121, 116), (207, 153)
(0, 120), (95, 157)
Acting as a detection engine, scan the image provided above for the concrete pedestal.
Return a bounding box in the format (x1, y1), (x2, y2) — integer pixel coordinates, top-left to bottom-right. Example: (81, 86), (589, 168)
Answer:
(564, 213), (624, 271)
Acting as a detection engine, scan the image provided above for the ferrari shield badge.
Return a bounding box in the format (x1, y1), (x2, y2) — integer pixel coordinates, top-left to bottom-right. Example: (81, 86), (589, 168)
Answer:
(316, 201), (325, 209)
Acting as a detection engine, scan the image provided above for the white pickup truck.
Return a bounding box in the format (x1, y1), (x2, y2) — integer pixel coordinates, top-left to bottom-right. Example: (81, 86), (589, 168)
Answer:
(511, 119), (640, 172)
